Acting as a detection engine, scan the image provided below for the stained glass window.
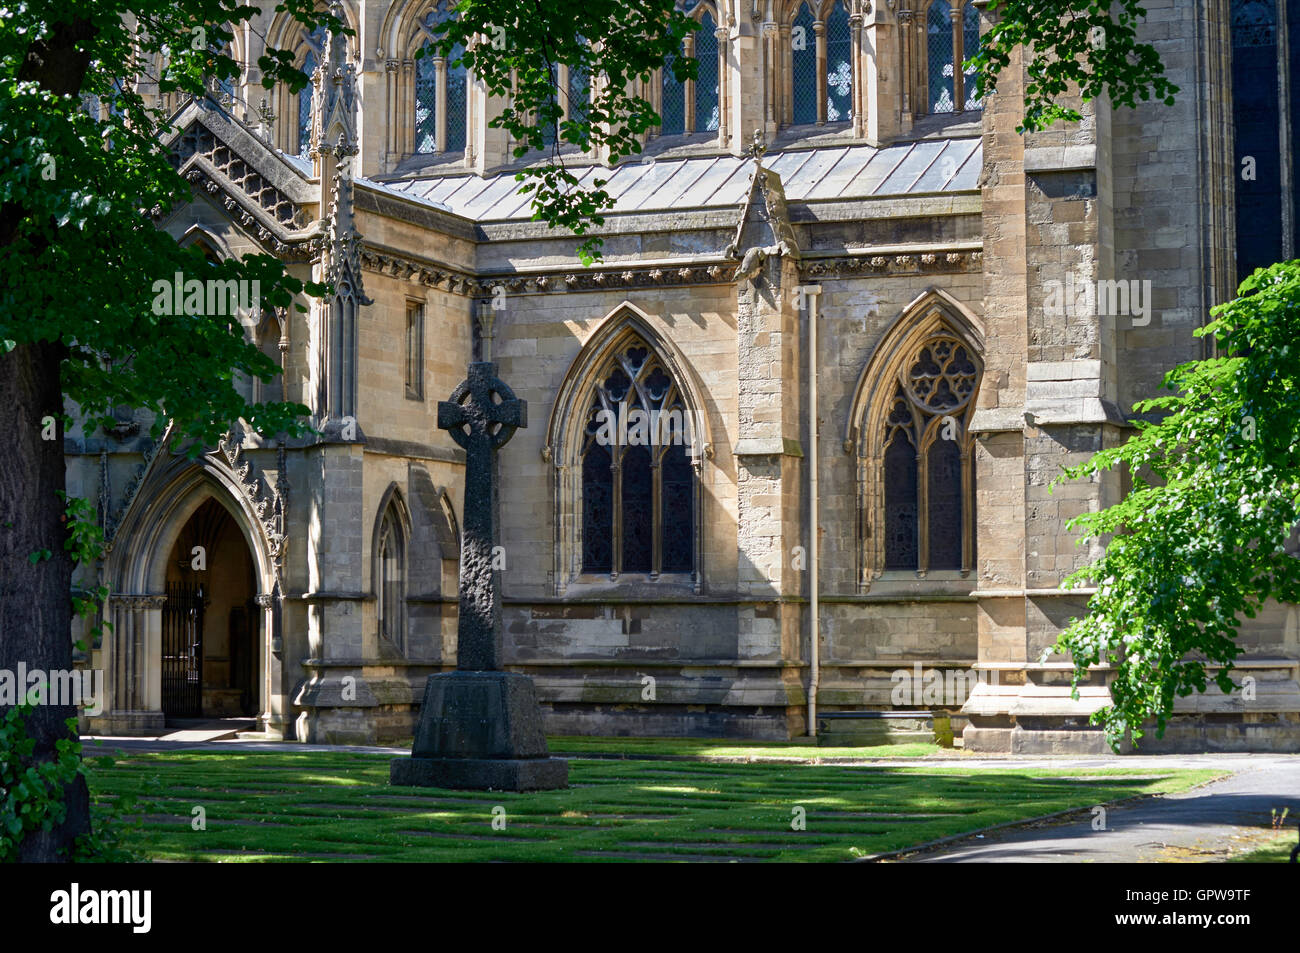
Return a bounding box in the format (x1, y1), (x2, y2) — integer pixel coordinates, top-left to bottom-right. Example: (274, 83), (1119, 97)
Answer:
(622, 445), (654, 572)
(297, 46), (319, 156)
(446, 40), (467, 152)
(582, 442), (614, 572)
(927, 437), (963, 569)
(1231, 0), (1282, 284)
(662, 443), (694, 572)
(580, 336), (696, 577)
(414, 6), (466, 156)
(826, 1), (853, 122)
(415, 52), (437, 154)
(928, 1), (955, 114)
(661, 45), (686, 135)
(963, 2), (983, 110)
(695, 13), (720, 132)
(884, 409), (919, 571)
(880, 334), (979, 572)
(791, 2), (818, 125)
(568, 57), (591, 129)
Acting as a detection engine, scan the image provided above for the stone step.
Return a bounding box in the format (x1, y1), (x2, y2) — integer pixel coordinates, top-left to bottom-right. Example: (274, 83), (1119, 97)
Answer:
(158, 718), (255, 743)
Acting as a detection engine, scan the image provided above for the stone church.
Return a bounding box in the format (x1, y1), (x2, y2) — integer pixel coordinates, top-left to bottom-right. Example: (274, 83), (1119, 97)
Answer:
(70, 0), (1300, 753)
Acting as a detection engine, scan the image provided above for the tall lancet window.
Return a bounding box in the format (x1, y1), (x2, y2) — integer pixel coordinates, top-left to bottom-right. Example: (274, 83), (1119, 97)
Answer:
(579, 338), (696, 578)
(658, 6), (720, 138)
(413, 4), (468, 156)
(791, 2), (818, 125)
(296, 30), (325, 156)
(881, 335), (978, 572)
(962, 2), (984, 110)
(694, 12), (720, 132)
(660, 41), (686, 135)
(1230, 0), (1284, 283)
(825, 1), (853, 122)
(927, 1), (955, 114)
(375, 495), (408, 654)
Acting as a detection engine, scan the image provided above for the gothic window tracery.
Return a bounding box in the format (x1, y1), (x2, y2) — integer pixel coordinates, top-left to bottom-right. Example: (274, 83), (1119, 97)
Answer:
(578, 338), (696, 578)
(852, 303), (982, 589)
(880, 333), (978, 572)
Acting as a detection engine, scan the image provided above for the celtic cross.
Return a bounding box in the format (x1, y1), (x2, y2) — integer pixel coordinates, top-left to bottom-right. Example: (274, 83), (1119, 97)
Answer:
(437, 362), (526, 671)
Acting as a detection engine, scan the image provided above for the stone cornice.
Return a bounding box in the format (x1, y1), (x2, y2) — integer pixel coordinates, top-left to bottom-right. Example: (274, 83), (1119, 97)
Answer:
(360, 246), (984, 294)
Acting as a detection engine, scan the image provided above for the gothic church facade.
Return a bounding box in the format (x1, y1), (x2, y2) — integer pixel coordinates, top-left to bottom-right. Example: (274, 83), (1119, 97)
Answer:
(71, 0), (1300, 752)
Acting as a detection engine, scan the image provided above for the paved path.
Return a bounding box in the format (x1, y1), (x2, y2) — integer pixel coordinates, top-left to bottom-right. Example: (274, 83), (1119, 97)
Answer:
(907, 755), (1300, 862)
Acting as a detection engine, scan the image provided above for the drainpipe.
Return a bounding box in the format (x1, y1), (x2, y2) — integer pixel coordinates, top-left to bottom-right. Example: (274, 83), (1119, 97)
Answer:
(805, 285), (822, 737)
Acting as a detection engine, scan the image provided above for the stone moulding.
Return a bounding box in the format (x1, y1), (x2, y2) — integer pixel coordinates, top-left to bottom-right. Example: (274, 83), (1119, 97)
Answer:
(358, 247), (983, 297)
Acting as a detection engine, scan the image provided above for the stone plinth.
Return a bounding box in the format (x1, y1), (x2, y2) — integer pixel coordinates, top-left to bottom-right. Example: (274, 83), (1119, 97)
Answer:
(390, 671), (568, 791)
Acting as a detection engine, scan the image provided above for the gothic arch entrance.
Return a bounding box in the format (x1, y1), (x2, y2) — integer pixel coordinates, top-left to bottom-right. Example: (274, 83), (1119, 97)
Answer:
(100, 451), (284, 736)
(160, 498), (259, 719)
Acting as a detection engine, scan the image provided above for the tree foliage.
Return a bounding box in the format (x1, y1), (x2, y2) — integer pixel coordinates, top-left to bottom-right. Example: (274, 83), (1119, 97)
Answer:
(423, 0), (695, 264)
(1053, 261), (1300, 748)
(971, 0), (1179, 133)
(0, 1), (344, 447)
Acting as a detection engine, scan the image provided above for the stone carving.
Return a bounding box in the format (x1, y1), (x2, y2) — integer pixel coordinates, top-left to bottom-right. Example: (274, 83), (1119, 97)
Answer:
(212, 423), (288, 577)
(172, 124), (300, 229)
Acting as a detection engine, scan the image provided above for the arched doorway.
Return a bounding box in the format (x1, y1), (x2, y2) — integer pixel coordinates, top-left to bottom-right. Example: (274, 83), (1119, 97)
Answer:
(160, 497), (259, 719)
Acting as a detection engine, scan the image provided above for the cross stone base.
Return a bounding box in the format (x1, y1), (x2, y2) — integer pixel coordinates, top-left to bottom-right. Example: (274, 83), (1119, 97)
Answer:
(390, 671), (568, 792)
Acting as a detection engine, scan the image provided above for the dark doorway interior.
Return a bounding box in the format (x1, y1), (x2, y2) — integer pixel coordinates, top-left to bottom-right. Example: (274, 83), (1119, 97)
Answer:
(162, 497), (258, 721)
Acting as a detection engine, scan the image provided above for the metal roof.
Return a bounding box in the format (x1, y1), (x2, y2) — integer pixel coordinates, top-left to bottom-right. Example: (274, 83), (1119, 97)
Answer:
(360, 137), (981, 223)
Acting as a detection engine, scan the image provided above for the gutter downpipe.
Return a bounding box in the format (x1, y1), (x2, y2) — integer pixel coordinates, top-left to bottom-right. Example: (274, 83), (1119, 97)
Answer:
(806, 285), (821, 737)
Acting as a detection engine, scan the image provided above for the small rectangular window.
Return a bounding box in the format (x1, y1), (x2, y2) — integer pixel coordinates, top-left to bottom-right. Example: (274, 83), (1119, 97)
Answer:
(405, 301), (425, 400)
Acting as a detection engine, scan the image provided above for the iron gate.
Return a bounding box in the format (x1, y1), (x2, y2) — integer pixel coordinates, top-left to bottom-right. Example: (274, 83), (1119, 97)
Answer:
(162, 581), (205, 717)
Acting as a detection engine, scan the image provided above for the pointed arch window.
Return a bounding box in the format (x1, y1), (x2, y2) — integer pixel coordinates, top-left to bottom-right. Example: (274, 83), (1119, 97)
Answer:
(293, 24), (329, 157)
(414, 5), (468, 157)
(781, 0), (854, 128)
(927, 1), (955, 114)
(923, 1), (983, 116)
(825, 2), (853, 122)
(852, 307), (983, 589)
(881, 335), (978, 572)
(657, 7), (722, 138)
(791, 2), (819, 125)
(962, 2), (984, 110)
(1230, 0), (1285, 283)
(578, 337), (698, 579)
(375, 496), (409, 654)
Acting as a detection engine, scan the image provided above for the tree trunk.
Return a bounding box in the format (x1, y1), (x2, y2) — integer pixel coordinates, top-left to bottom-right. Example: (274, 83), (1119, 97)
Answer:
(0, 340), (91, 861)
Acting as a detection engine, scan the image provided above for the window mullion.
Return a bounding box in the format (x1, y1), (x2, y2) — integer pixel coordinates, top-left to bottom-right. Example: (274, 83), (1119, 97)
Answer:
(651, 455), (663, 579)
(611, 454), (623, 580)
(917, 437), (930, 576)
(436, 58), (447, 153)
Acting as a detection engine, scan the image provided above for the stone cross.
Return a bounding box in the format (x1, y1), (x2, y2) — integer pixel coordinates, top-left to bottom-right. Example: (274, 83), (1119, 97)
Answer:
(437, 362), (526, 671)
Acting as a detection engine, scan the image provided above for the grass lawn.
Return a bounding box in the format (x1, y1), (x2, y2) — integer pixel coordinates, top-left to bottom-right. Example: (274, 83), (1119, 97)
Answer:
(85, 746), (1222, 862)
(1229, 831), (1300, 863)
